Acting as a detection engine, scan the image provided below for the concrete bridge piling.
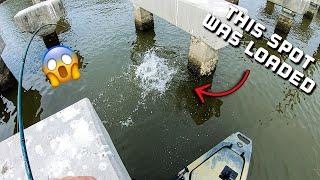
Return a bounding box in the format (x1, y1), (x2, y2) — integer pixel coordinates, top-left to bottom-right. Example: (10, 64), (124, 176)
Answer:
(268, 0), (314, 34)
(188, 36), (218, 76)
(0, 36), (16, 92)
(42, 32), (60, 48)
(275, 8), (295, 34)
(132, 0), (246, 76)
(304, 1), (319, 19)
(134, 6), (154, 31)
(14, 0), (66, 48)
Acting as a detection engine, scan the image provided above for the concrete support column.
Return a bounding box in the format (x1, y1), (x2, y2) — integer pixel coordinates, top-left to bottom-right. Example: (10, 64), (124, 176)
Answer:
(304, 2), (319, 19)
(188, 36), (218, 76)
(0, 36), (16, 92)
(275, 8), (295, 34)
(14, 0), (66, 48)
(134, 6), (154, 31)
(226, 0), (239, 5)
(31, 0), (68, 48)
(42, 32), (60, 48)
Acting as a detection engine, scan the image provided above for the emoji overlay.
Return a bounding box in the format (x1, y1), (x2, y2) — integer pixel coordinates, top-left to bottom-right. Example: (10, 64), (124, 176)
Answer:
(42, 45), (80, 87)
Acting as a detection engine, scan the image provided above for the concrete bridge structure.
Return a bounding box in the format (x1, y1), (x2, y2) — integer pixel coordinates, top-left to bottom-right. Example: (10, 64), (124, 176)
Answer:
(304, 0), (320, 19)
(0, 0), (66, 91)
(0, 98), (131, 179)
(11, 0), (317, 76)
(267, 0), (319, 33)
(0, 0), (319, 178)
(132, 0), (247, 76)
(14, 0), (66, 48)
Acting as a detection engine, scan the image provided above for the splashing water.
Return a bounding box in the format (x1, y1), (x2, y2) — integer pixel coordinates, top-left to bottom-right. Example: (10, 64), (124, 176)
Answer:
(118, 50), (178, 127)
(120, 116), (134, 127)
(135, 50), (177, 98)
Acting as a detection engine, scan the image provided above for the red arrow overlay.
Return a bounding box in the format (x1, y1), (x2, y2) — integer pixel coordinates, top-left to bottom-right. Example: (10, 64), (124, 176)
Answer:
(195, 70), (250, 104)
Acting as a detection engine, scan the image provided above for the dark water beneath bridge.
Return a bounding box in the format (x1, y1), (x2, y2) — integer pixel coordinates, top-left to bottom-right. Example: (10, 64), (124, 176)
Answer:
(0, 0), (320, 179)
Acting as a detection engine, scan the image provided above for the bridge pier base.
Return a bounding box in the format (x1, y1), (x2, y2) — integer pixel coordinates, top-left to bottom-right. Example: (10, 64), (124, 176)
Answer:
(303, 2), (318, 19)
(226, 0), (239, 5)
(0, 36), (16, 92)
(14, 0), (65, 47)
(134, 6), (154, 31)
(42, 32), (60, 48)
(188, 36), (218, 76)
(275, 8), (295, 34)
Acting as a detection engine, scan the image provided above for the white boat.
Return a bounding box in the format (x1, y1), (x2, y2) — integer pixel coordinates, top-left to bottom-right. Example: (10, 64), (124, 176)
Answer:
(177, 132), (252, 180)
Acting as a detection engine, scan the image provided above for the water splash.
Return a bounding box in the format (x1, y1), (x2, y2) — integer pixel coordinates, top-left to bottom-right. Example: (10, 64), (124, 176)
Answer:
(120, 116), (134, 127)
(118, 50), (179, 127)
(135, 50), (177, 98)
(93, 50), (180, 128)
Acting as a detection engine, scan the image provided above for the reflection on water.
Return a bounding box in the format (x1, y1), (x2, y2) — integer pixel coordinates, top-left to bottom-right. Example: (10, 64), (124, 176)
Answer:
(264, 1), (275, 15)
(274, 27), (289, 40)
(304, 46), (320, 78)
(0, 95), (16, 141)
(275, 88), (304, 114)
(301, 14), (313, 28)
(56, 18), (71, 35)
(175, 74), (224, 125)
(131, 29), (156, 61)
(0, 84), (42, 141)
(298, 15), (314, 43)
(76, 50), (87, 70)
(277, 44), (320, 116)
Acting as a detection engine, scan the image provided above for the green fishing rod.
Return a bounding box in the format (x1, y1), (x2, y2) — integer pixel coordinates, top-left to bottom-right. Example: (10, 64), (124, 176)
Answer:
(17, 24), (65, 180)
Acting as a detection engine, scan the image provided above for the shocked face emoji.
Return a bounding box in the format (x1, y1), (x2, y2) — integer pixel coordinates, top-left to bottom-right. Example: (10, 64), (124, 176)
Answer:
(42, 45), (81, 88)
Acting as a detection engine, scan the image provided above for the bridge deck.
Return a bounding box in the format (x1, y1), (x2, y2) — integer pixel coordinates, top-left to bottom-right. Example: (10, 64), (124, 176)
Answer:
(268, 0), (312, 14)
(132, 0), (247, 50)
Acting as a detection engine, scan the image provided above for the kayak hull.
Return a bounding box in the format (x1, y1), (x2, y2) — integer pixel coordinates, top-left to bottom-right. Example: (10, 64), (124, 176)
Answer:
(177, 132), (252, 180)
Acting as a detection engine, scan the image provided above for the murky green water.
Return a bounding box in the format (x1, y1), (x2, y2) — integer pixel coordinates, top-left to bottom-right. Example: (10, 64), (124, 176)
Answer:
(1, 0), (320, 179)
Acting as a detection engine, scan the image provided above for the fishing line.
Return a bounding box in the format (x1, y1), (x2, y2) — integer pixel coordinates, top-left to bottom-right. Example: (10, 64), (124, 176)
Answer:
(17, 23), (68, 180)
